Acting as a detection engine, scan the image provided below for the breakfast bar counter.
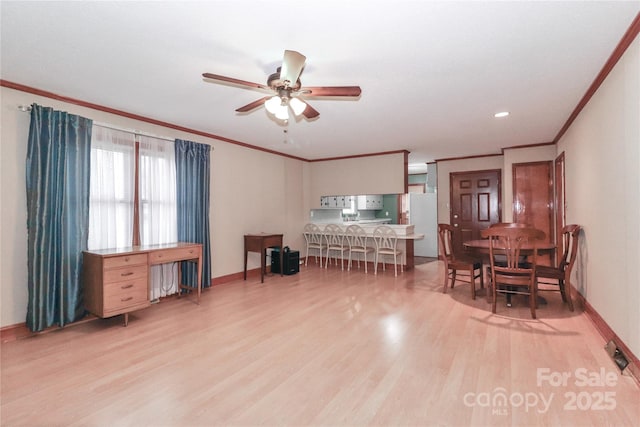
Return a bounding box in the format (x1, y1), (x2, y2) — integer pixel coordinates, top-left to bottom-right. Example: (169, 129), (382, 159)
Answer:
(308, 223), (425, 270)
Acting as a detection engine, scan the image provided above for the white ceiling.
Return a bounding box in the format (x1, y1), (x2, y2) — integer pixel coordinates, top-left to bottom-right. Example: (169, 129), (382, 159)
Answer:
(2, 1), (638, 173)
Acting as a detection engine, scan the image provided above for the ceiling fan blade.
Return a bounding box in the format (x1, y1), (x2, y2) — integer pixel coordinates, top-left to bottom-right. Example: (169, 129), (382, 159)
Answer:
(301, 86), (362, 97)
(302, 103), (320, 119)
(279, 50), (306, 87)
(235, 96), (270, 113)
(202, 73), (269, 91)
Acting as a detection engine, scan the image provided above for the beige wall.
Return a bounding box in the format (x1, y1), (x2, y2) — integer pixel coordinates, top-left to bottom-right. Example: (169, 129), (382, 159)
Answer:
(308, 153), (406, 208)
(0, 87), (306, 327)
(0, 87), (407, 328)
(557, 36), (640, 357)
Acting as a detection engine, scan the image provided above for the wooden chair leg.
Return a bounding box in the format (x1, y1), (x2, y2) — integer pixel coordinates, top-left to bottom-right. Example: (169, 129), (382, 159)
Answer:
(469, 267), (476, 300)
(491, 281), (498, 313)
(529, 289), (537, 319)
(443, 269), (449, 293)
(561, 279), (575, 311)
(486, 270), (492, 304)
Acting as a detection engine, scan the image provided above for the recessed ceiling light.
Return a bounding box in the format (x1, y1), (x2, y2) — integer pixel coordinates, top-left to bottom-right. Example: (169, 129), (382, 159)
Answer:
(494, 111), (510, 118)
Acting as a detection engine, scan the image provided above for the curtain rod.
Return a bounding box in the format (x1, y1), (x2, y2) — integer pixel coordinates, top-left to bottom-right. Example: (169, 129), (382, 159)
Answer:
(92, 122), (175, 143)
(18, 104), (177, 143)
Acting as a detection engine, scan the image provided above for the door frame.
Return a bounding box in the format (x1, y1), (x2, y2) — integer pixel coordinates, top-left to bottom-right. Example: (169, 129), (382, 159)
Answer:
(554, 152), (566, 265)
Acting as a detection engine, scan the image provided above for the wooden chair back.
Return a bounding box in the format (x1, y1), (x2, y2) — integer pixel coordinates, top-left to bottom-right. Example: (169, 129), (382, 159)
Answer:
(558, 224), (581, 272)
(481, 225), (545, 318)
(437, 223), (454, 261)
(481, 226), (546, 271)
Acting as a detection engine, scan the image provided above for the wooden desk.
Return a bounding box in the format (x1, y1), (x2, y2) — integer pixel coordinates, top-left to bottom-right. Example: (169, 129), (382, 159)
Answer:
(244, 233), (283, 283)
(83, 242), (203, 326)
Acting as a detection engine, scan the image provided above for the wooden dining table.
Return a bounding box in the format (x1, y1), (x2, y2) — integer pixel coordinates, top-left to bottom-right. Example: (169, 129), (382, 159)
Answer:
(463, 239), (556, 254)
(463, 239), (556, 307)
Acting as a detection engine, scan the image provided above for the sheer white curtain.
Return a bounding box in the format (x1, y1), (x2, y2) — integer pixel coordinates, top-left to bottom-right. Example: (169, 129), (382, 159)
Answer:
(139, 135), (178, 300)
(88, 126), (135, 250)
(89, 127), (178, 300)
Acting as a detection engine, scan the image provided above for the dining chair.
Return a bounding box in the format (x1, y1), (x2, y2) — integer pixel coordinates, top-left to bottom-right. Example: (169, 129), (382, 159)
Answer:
(303, 223), (327, 266)
(345, 224), (375, 273)
(535, 224), (581, 311)
(485, 222), (532, 291)
(437, 224), (484, 299)
(373, 225), (403, 276)
(324, 223), (349, 269)
(481, 225), (546, 318)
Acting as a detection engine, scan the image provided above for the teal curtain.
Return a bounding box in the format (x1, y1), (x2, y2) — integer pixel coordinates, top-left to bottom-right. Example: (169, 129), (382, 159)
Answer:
(175, 139), (211, 290)
(26, 104), (92, 332)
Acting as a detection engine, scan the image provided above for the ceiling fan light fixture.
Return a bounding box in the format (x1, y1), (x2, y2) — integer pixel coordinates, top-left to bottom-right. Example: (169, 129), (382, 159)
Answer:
(289, 97), (306, 116)
(274, 104), (289, 121)
(276, 108), (289, 121)
(264, 96), (282, 115)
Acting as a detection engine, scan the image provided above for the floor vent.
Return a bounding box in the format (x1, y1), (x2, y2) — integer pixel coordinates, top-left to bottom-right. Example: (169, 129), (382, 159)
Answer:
(605, 340), (629, 372)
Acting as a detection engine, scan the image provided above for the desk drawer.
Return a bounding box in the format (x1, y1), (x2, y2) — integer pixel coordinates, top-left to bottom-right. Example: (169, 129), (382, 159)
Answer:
(103, 264), (148, 284)
(104, 282), (148, 312)
(148, 246), (201, 264)
(104, 253), (147, 269)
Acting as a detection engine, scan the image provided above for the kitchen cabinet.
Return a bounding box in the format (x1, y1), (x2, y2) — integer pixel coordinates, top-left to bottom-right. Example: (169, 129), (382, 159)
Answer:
(357, 195), (383, 210)
(320, 195), (353, 209)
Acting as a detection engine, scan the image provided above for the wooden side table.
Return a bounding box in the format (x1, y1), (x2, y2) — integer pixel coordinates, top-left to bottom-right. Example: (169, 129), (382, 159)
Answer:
(244, 233), (283, 283)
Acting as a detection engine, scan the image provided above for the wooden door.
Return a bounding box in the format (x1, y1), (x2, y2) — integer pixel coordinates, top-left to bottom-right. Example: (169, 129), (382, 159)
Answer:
(512, 161), (553, 241)
(450, 170), (501, 252)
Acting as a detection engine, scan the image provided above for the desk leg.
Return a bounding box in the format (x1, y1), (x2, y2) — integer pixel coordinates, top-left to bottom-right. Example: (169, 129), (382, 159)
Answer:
(260, 248), (265, 283)
(280, 246), (283, 277)
(244, 246), (248, 281)
(196, 254), (202, 304)
(177, 261), (182, 298)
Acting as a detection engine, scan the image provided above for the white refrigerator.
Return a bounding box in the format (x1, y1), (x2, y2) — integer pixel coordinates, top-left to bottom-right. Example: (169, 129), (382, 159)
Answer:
(409, 192), (438, 257)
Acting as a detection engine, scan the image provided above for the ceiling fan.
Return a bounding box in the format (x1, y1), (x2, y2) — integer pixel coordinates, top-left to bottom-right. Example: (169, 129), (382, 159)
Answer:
(202, 50), (362, 121)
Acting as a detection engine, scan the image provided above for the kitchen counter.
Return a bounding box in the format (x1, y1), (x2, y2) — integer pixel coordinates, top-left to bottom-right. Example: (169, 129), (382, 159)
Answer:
(312, 222), (415, 236)
(306, 223), (424, 270)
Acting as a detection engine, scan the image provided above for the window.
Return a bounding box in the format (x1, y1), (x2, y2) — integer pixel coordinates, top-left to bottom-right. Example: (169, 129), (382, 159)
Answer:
(88, 125), (178, 300)
(88, 126), (135, 250)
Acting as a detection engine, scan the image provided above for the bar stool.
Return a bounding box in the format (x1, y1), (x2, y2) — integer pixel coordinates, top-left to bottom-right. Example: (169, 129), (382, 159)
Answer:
(373, 225), (403, 276)
(303, 223), (327, 266)
(345, 224), (374, 273)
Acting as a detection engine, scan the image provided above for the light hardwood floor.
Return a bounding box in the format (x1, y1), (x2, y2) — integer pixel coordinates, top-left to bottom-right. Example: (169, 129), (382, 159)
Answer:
(2, 261), (639, 426)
